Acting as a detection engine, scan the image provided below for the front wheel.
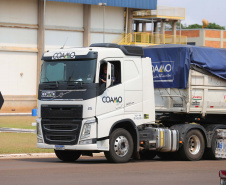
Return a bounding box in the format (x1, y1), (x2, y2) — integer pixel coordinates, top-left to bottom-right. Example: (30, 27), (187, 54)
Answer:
(179, 129), (205, 161)
(54, 150), (81, 162)
(104, 128), (134, 163)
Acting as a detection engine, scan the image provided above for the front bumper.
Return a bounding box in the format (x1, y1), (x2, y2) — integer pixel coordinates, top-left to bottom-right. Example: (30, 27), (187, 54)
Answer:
(37, 139), (109, 151)
(37, 143), (99, 150)
(36, 118), (109, 151)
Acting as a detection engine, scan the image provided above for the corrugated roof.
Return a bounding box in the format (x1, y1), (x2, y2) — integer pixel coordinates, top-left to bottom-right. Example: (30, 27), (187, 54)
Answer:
(46, 0), (157, 10)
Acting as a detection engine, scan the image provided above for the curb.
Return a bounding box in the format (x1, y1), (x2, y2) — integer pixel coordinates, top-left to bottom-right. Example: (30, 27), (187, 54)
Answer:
(0, 127), (35, 133)
(0, 113), (32, 116)
(0, 152), (105, 159)
(0, 153), (55, 159)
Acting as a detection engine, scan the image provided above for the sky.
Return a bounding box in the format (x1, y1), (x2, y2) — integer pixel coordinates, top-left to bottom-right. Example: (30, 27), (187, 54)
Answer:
(157, 0), (226, 27)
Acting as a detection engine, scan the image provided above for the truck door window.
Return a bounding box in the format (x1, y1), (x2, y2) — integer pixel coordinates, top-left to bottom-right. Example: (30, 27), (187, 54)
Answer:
(110, 61), (121, 86)
(99, 61), (121, 86)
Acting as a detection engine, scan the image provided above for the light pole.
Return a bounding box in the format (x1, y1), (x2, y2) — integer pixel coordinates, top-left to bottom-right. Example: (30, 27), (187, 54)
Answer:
(98, 2), (107, 43)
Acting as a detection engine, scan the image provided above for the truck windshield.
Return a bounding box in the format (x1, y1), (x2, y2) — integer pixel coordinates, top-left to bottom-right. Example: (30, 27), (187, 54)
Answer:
(40, 59), (96, 84)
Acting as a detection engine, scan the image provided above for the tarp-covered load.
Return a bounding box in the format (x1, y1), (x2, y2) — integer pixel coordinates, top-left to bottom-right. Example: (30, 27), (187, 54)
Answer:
(143, 44), (226, 89)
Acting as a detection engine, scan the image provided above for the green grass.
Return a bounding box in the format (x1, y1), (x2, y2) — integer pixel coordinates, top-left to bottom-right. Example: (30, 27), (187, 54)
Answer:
(0, 116), (36, 129)
(0, 132), (53, 154)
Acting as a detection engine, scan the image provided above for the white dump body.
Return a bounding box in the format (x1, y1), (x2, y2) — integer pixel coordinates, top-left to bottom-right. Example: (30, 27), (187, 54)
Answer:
(155, 70), (226, 116)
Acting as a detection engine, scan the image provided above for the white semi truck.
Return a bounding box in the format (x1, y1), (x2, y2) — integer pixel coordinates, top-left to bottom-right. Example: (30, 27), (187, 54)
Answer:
(36, 43), (226, 163)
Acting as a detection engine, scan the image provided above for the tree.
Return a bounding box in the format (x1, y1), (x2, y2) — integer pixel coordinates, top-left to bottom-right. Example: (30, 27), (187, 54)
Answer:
(181, 22), (225, 30)
(207, 23), (225, 30)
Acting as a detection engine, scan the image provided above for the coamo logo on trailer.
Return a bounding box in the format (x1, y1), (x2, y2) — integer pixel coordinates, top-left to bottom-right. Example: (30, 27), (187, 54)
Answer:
(152, 61), (174, 82)
(102, 96), (123, 103)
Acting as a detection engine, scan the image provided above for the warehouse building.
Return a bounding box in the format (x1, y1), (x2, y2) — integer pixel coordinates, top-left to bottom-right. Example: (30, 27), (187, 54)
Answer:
(0, 0), (157, 113)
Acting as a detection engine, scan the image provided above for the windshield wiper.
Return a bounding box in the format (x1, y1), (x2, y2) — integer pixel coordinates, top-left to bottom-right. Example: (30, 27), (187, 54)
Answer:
(66, 80), (84, 88)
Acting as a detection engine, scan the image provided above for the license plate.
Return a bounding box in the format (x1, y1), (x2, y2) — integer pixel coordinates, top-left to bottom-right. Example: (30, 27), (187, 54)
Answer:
(55, 145), (65, 150)
(219, 142), (223, 149)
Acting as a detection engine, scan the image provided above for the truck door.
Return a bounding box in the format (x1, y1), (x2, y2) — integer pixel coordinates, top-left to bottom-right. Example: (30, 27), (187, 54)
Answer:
(96, 59), (124, 117)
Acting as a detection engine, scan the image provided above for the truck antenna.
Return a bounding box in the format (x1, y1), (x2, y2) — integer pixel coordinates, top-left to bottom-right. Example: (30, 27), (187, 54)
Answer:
(61, 37), (68, 49)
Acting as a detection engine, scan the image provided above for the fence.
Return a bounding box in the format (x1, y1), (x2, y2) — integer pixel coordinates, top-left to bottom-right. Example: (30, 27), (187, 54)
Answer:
(113, 32), (187, 46)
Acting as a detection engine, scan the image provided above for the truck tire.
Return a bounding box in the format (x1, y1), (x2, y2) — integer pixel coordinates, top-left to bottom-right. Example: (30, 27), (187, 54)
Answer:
(104, 128), (133, 163)
(179, 129), (205, 161)
(140, 149), (156, 160)
(54, 150), (81, 162)
(204, 132), (218, 160)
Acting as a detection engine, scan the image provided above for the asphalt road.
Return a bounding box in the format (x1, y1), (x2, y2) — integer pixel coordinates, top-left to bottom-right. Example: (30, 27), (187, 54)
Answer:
(0, 156), (225, 185)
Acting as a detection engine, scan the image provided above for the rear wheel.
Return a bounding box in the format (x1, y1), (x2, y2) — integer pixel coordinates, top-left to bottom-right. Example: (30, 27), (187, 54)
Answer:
(179, 129), (205, 161)
(204, 132), (218, 160)
(104, 128), (133, 163)
(54, 150), (81, 162)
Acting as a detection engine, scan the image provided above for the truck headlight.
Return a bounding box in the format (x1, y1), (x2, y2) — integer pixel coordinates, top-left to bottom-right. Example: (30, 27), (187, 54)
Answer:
(81, 119), (96, 139)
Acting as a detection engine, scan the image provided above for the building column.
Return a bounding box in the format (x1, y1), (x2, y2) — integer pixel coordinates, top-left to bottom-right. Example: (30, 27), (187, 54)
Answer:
(37, 0), (45, 95)
(136, 22), (140, 32)
(200, 29), (206, 46)
(127, 8), (133, 34)
(172, 20), (177, 44)
(83, 4), (91, 47)
(154, 22), (158, 33)
(221, 30), (223, 48)
(142, 22), (146, 32)
(154, 22), (158, 44)
(160, 21), (165, 43)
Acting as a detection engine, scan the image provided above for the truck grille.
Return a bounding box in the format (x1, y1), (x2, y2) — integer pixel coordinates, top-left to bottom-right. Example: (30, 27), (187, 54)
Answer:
(41, 105), (83, 119)
(41, 119), (82, 145)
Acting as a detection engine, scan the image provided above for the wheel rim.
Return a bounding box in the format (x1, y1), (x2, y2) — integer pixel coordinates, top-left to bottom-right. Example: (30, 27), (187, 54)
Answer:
(114, 136), (129, 157)
(188, 135), (201, 155)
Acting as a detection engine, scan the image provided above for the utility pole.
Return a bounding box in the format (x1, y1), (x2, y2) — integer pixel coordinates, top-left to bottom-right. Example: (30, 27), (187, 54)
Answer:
(98, 2), (107, 43)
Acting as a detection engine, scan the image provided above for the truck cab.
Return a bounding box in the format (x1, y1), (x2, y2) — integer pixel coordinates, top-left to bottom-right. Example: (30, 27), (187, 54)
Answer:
(37, 43), (155, 162)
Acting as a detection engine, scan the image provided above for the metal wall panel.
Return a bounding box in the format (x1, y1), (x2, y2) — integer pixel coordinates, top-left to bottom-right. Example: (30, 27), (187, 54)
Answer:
(0, 27), (37, 48)
(45, 30), (83, 50)
(91, 33), (121, 44)
(91, 6), (124, 33)
(45, 1), (84, 49)
(45, 1), (83, 27)
(0, 52), (37, 95)
(0, 0), (38, 24)
(47, 0), (157, 10)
